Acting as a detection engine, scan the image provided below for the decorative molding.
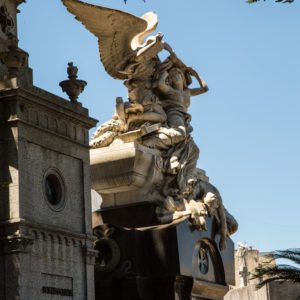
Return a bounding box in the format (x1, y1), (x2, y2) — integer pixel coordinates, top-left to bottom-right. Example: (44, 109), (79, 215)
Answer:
(1, 235), (33, 254)
(26, 106), (87, 144)
(0, 87), (97, 132)
(0, 218), (96, 245)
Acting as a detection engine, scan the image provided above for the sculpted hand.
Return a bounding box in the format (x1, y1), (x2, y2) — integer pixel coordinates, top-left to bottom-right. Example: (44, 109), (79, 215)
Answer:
(186, 67), (198, 77)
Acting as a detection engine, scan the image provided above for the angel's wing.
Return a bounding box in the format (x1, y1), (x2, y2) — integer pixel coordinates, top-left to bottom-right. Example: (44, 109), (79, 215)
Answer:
(62, 0), (158, 80)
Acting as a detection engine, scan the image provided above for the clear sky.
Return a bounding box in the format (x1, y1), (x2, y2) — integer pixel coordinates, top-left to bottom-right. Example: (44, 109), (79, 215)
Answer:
(18, 0), (300, 252)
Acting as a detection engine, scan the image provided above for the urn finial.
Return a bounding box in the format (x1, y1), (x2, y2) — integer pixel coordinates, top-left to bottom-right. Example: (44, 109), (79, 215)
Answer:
(59, 62), (87, 103)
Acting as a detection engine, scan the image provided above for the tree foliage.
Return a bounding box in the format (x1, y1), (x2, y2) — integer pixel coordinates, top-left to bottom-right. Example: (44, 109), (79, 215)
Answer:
(122, 0), (295, 3)
(123, 0), (145, 3)
(252, 249), (300, 289)
(247, 0), (294, 3)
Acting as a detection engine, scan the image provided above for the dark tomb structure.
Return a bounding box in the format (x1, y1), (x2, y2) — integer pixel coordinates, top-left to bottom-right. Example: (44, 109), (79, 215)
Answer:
(90, 145), (236, 300)
(93, 205), (235, 300)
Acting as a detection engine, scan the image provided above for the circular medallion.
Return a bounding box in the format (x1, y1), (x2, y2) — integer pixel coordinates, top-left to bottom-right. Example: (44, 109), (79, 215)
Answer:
(43, 168), (66, 211)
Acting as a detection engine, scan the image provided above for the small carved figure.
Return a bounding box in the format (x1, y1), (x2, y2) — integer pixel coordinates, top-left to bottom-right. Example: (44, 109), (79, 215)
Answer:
(157, 176), (238, 251)
(156, 66), (208, 144)
(187, 179), (238, 250)
(237, 242), (250, 287)
(91, 97), (128, 148)
(124, 79), (167, 129)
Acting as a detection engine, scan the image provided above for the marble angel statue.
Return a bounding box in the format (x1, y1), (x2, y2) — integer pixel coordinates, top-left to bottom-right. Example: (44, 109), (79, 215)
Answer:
(62, 0), (237, 248)
(63, 0), (207, 148)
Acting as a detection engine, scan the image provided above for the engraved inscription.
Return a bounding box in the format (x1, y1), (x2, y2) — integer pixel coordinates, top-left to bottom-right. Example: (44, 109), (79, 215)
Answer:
(41, 273), (73, 298)
(42, 286), (73, 296)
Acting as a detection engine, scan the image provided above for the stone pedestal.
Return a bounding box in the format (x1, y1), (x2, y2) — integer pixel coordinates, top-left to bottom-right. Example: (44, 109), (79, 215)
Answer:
(89, 78), (235, 300)
(92, 191), (235, 300)
(90, 142), (164, 207)
(91, 142), (235, 299)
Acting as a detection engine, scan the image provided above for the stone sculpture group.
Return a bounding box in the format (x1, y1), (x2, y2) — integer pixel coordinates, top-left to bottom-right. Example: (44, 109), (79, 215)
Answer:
(63, 0), (237, 250)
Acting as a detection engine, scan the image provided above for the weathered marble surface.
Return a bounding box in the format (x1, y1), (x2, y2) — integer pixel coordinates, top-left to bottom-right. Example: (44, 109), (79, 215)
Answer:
(90, 142), (164, 203)
(63, 0), (238, 253)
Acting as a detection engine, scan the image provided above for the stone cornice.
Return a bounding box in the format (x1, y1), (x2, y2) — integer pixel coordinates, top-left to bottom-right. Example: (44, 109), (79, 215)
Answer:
(0, 218), (96, 243)
(0, 87), (98, 128)
(3, 118), (91, 149)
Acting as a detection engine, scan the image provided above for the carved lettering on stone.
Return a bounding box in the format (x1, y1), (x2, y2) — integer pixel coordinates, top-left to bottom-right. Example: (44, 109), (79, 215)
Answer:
(41, 273), (73, 298)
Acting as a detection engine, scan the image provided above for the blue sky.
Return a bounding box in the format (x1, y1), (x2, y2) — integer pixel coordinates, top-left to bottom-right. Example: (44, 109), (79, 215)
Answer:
(18, 0), (300, 252)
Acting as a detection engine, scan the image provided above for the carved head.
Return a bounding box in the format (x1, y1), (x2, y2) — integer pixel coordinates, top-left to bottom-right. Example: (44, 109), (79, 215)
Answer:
(168, 67), (187, 90)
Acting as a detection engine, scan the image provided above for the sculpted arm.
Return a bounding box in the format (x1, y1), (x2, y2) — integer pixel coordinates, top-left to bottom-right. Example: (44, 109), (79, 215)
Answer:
(163, 42), (174, 54)
(161, 43), (208, 97)
(187, 67), (209, 96)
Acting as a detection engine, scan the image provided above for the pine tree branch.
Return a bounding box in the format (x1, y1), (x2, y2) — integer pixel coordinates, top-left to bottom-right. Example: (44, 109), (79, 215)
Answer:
(247, 0), (295, 3)
(251, 249), (300, 289)
(268, 249), (300, 265)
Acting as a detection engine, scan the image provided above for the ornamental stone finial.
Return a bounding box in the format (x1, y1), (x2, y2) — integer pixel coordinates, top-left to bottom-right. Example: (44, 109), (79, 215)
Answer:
(59, 62), (87, 103)
(67, 62), (78, 80)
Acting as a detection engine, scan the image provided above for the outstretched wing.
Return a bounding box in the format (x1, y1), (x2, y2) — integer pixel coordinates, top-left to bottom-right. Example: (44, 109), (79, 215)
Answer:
(62, 0), (157, 79)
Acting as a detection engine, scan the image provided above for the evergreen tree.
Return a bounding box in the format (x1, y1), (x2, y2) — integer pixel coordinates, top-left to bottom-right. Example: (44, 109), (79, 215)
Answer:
(247, 0), (294, 3)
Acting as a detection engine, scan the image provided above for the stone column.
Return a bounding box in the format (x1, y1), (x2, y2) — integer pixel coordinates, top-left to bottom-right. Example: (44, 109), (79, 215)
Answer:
(2, 235), (33, 299)
(174, 275), (194, 300)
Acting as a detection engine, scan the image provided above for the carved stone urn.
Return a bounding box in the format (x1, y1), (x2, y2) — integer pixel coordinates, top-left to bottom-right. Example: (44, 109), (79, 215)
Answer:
(59, 62), (87, 103)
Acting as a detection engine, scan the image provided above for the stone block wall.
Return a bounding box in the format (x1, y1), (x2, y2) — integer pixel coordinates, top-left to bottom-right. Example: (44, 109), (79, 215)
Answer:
(0, 87), (97, 299)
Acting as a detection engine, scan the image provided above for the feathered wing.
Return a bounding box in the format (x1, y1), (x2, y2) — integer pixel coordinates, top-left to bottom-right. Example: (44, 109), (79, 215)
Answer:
(62, 0), (158, 79)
